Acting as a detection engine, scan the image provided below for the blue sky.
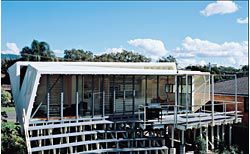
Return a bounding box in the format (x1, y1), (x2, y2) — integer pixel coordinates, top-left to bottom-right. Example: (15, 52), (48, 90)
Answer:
(2, 1), (248, 67)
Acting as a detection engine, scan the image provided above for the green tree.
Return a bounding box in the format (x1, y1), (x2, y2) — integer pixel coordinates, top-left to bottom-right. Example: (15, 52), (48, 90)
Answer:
(158, 55), (177, 63)
(20, 40), (56, 61)
(1, 122), (26, 154)
(64, 49), (93, 61)
(94, 50), (151, 62)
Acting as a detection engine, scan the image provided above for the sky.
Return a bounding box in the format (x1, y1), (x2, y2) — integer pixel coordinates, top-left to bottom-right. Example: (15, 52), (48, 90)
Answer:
(1, 1), (248, 67)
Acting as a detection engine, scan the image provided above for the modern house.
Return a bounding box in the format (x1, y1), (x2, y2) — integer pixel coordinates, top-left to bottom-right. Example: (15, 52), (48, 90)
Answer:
(8, 62), (241, 154)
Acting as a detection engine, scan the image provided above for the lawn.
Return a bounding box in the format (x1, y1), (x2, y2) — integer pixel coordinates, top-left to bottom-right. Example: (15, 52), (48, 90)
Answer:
(1, 107), (16, 113)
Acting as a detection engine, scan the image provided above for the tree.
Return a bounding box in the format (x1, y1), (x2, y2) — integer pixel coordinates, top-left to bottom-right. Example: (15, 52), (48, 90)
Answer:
(94, 50), (151, 62)
(20, 40), (56, 61)
(64, 49), (93, 61)
(158, 55), (177, 63)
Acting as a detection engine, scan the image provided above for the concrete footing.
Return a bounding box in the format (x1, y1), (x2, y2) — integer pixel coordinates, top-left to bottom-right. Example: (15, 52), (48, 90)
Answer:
(179, 145), (185, 154)
(169, 148), (176, 154)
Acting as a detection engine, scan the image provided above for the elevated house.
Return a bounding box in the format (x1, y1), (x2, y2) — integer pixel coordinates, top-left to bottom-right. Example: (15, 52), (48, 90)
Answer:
(8, 62), (241, 154)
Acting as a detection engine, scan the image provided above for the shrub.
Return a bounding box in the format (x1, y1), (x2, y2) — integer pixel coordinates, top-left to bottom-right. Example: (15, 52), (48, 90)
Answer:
(1, 122), (26, 154)
(1, 87), (11, 106)
(195, 136), (207, 154)
(215, 140), (243, 154)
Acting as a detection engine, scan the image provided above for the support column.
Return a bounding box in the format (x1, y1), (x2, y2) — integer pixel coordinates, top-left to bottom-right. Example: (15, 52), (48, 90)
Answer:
(222, 125), (225, 141)
(205, 127), (208, 153)
(211, 126), (214, 150)
(171, 127), (174, 148)
(200, 127), (202, 139)
(217, 125), (220, 147)
(229, 125), (232, 146)
(180, 130), (185, 154)
(193, 128), (196, 140)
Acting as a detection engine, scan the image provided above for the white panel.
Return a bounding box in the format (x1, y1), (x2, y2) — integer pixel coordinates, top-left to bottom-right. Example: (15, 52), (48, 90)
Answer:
(16, 65), (41, 127)
(7, 63), (20, 102)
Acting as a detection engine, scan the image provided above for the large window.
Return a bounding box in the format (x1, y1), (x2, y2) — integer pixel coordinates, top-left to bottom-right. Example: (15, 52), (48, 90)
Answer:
(146, 76), (158, 104)
(178, 76), (192, 110)
(134, 76), (146, 111)
(112, 75), (124, 113)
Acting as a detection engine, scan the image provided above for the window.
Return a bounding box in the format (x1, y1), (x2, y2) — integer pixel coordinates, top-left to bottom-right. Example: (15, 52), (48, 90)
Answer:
(165, 84), (174, 93)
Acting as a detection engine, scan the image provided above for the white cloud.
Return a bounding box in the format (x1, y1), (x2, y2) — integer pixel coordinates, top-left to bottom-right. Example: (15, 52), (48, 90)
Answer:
(237, 17), (248, 24)
(128, 39), (167, 58)
(172, 36), (248, 67)
(53, 49), (64, 57)
(2, 43), (20, 55)
(200, 1), (238, 16)
(104, 47), (124, 54)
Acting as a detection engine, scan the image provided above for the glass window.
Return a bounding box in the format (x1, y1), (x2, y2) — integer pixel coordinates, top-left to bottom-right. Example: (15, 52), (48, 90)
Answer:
(146, 76), (158, 104)
(134, 76), (146, 111)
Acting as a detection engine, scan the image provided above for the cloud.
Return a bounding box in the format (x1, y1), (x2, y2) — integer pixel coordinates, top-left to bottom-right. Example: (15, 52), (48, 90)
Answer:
(200, 1), (238, 16)
(237, 17), (248, 24)
(53, 49), (64, 57)
(2, 43), (20, 55)
(128, 39), (167, 58)
(172, 36), (248, 67)
(104, 47), (124, 54)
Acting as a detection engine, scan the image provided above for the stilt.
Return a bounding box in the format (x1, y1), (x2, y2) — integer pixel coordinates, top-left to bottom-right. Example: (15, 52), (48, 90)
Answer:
(171, 127), (174, 148)
(211, 126), (214, 150)
(205, 127), (208, 153)
(193, 128), (196, 140)
(222, 125), (225, 141)
(200, 127), (202, 138)
(229, 125), (232, 146)
(180, 130), (185, 154)
(217, 125), (220, 147)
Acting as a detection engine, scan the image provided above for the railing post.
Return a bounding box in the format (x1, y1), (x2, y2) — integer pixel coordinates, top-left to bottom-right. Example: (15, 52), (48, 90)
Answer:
(61, 92), (63, 119)
(61, 75), (64, 120)
(235, 74), (238, 122)
(186, 75), (188, 126)
(76, 75), (79, 120)
(47, 93), (50, 119)
(174, 75), (178, 127)
(211, 75), (214, 126)
(102, 91), (105, 117)
(113, 90), (116, 114)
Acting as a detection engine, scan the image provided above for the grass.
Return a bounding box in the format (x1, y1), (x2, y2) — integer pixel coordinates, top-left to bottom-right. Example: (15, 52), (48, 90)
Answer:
(1, 107), (16, 113)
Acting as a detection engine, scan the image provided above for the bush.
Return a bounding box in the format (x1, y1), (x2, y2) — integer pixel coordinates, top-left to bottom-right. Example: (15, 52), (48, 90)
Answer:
(195, 136), (207, 154)
(1, 88), (12, 106)
(215, 140), (243, 154)
(1, 122), (26, 154)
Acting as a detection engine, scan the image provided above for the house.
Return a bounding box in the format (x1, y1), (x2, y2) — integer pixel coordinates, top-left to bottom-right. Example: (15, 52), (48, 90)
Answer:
(8, 62), (242, 154)
(213, 77), (249, 124)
